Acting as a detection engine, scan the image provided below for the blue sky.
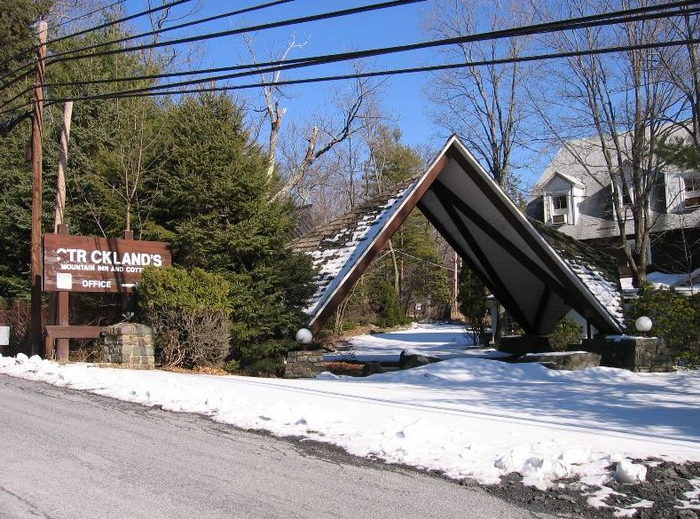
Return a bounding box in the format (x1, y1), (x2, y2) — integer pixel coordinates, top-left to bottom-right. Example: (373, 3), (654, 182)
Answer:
(123, 0), (447, 147)
(116, 0), (549, 188)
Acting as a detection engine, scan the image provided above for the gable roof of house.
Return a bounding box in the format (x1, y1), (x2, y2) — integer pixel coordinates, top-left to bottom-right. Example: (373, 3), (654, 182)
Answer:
(539, 170), (586, 190)
(292, 135), (625, 336)
(528, 131), (700, 240)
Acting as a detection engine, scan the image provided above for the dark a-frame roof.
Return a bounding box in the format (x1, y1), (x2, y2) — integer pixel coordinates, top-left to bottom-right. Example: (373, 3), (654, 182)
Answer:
(292, 136), (625, 336)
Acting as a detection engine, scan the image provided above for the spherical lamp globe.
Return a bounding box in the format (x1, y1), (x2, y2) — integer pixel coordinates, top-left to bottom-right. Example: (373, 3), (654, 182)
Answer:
(635, 316), (653, 333)
(295, 328), (313, 345)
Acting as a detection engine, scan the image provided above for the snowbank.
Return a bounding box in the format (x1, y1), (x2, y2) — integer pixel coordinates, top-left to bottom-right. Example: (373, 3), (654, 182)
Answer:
(2, 351), (698, 493)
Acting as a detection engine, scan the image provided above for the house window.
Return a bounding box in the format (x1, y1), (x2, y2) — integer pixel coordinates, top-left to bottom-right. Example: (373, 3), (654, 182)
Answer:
(546, 193), (570, 225)
(552, 195), (568, 210)
(685, 176), (700, 208)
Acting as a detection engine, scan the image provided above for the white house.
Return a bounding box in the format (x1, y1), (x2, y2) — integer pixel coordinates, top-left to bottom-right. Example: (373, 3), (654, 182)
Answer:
(527, 135), (700, 274)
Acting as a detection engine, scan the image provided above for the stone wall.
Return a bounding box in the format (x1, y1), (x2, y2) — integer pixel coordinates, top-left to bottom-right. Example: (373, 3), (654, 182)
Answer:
(285, 350), (326, 378)
(520, 351), (601, 370)
(102, 323), (155, 368)
(579, 336), (675, 372)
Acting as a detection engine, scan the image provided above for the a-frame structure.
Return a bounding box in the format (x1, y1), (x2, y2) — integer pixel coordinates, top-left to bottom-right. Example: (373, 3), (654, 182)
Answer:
(292, 136), (625, 337)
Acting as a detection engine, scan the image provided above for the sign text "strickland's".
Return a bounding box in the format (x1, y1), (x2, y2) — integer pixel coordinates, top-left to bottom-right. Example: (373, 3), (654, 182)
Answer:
(44, 234), (171, 293)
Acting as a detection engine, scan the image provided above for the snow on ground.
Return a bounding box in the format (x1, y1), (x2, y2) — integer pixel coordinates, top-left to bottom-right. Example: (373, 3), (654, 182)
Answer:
(1, 324), (699, 513)
(621, 267), (700, 294)
(324, 322), (510, 363)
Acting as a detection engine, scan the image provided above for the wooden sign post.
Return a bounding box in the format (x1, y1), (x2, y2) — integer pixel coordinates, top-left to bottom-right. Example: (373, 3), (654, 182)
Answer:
(42, 234), (171, 360)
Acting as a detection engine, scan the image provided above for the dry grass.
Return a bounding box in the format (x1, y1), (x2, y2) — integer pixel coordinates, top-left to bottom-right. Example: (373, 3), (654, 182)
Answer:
(324, 361), (365, 377)
(160, 365), (230, 376)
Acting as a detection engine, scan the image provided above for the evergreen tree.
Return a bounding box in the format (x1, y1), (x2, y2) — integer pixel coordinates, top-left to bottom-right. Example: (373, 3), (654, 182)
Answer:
(149, 93), (315, 374)
(0, 21), (163, 297)
(367, 126), (451, 321)
(458, 265), (489, 345)
(0, 0), (52, 296)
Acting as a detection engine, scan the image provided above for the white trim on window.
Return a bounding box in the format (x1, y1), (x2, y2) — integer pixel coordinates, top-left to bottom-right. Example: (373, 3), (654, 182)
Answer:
(683, 174), (700, 209)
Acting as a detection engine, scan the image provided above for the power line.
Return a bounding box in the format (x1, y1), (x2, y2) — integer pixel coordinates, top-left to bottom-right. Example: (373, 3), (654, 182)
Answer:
(31, 38), (700, 109)
(46, 0), (195, 49)
(0, 0), (195, 84)
(50, 0), (296, 64)
(0, 0), (424, 93)
(1, 0), (696, 114)
(18, 0), (128, 47)
(48, 0), (427, 65)
(44, 4), (700, 97)
(377, 248), (456, 272)
(48, 0), (128, 33)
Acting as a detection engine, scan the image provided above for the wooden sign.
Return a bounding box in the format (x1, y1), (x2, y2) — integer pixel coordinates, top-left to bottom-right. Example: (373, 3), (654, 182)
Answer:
(43, 234), (171, 293)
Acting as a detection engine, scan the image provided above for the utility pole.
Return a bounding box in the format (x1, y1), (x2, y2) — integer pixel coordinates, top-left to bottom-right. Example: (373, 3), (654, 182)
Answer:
(451, 251), (459, 319)
(30, 20), (47, 357)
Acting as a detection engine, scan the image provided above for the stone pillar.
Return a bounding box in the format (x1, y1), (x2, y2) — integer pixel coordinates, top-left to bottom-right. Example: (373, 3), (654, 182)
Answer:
(284, 350), (326, 378)
(101, 323), (155, 368)
(580, 336), (674, 372)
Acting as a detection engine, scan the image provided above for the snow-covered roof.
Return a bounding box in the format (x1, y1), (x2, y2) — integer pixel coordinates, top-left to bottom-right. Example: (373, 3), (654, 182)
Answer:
(292, 179), (418, 319)
(528, 129), (700, 241)
(293, 135), (625, 335)
(621, 268), (700, 296)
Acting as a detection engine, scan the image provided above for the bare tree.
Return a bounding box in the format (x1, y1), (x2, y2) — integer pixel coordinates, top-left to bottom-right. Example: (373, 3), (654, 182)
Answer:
(657, 7), (700, 152)
(534, 0), (681, 286)
(426, 0), (536, 192)
(271, 75), (380, 203)
(244, 35), (307, 183)
(242, 35), (381, 204)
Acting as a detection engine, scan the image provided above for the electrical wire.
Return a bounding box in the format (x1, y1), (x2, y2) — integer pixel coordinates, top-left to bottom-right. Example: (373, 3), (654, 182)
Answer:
(31, 38), (700, 108)
(49, 0), (427, 65)
(50, 0), (295, 63)
(0, 0), (195, 83)
(48, 0), (128, 33)
(0, 0), (424, 93)
(41, 4), (700, 99)
(1, 0), (696, 114)
(377, 248), (456, 272)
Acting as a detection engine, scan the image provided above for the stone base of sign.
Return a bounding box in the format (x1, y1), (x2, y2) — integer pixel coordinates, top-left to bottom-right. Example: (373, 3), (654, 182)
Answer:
(579, 336), (675, 372)
(285, 350), (326, 378)
(101, 323), (155, 367)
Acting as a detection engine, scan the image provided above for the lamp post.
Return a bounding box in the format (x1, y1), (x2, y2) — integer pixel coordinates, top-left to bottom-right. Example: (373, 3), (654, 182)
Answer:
(635, 316), (653, 333)
(295, 328), (313, 345)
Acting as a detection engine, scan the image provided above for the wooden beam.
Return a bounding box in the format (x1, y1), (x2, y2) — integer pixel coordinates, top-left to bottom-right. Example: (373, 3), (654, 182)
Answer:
(417, 201), (498, 296)
(308, 155), (451, 335)
(430, 186), (534, 334)
(45, 325), (102, 340)
(431, 179), (569, 303)
(446, 147), (621, 333)
(532, 286), (551, 332)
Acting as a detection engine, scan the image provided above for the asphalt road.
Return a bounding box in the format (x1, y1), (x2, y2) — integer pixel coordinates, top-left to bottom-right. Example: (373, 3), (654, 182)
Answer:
(0, 375), (559, 519)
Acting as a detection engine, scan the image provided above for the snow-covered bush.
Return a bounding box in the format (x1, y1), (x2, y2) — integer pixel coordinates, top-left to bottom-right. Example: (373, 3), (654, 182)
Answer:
(137, 266), (231, 368)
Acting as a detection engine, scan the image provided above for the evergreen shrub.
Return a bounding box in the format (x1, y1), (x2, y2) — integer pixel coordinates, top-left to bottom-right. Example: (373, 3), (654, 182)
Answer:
(458, 266), (489, 345)
(627, 288), (699, 366)
(137, 266), (231, 368)
(549, 317), (582, 351)
(372, 279), (410, 328)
